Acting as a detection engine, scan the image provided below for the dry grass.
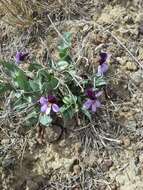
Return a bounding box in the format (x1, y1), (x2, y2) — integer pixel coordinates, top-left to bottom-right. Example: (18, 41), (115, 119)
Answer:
(0, 0), (62, 28)
(0, 0), (37, 28)
(0, 0), (92, 29)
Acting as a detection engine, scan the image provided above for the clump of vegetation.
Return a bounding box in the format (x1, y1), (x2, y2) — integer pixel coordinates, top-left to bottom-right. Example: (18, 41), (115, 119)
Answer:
(0, 32), (110, 143)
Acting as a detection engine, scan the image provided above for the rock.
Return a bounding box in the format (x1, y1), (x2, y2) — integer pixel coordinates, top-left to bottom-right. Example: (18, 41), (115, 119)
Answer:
(138, 25), (143, 35)
(1, 139), (10, 145)
(97, 5), (125, 25)
(99, 184), (106, 190)
(82, 24), (90, 33)
(125, 61), (138, 71)
(26, 179), (39, 190)
(74, 143), (82, 157)
(102, 159), (113, 172)
(134, 156), (140, 166)
(124, 119), (137, 131)
(136, 142), (143, 150)
(73, 165), (81, 175)
(72, 186), (81, 190)
(64, 158), (77, 172)
(135, 166), (141, 176)
(131, 70), (143, 86)
(83, 151), (98, 167)
(122, 106), (129, 112)
(59, 139), (66, 148)
(139, 82), (143, 90)
(2, 157), (15, 170)
(139, 154), (143, 163)
(110, 183), (119, 190)
(116, 57), (127, 65)
(138, 47), (143, 59)
(124, 16), (134, 24)
(122, 136), (131, 147)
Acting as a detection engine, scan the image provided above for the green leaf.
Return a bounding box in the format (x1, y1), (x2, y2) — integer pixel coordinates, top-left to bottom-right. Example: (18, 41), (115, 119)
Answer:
(39, 114), (52, 127)
(63, 96), (71, 104)
(1, 60), (18, 73)
(94, 75), (107, 88)
(14, 103), (28, 112)
(28, 63), (43, 72)
(58, 32), (72, 60)
(82, 108), (92, 121)
(13, 70), (31, 91)
(25, 111), (38, 120)
(59, 48), (69, 59)
(1, 60), (31, 92)
(49, 77), (59, 89)
(62, 95), (77, 105)
(29, 80), (40, 91)
(0, 83), (12, 94)
(41, 74), (59, 92)
(37, 69), (49, 80)
(61, 95), (78, 120)
(56, 61), (69, 70)
(58, 32), (72, 50)
(25, 110), (39, 127)
(61, 106), (75, 120)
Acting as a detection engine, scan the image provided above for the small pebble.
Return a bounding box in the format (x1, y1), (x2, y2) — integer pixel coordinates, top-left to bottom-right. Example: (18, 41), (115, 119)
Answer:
(102, 159), (114, 172)
(125, 61), (138, 71)
(122, 136), (131, 147)
(138, 25), (143, 35)
(73, 165), (81, 175)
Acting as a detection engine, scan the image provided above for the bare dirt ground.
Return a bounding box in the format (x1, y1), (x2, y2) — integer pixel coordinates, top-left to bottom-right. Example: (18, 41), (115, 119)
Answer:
(0, 0), (143, 189)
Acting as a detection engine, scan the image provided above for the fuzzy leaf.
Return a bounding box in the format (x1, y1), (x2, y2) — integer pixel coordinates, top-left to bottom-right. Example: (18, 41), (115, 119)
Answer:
(1, 60), (18, 73)
(25, 111), (38, 120)
(13, 70), (31, 91)
(56, 61), (69, 70)
(39, 114), (52, 127)
(28, 63), (43, 72)
(29, 80), (40, 91)
(94, 75), (107, 88)
(82, 107), (92, 121)
(58, 32), (72, 59)
(0, 83), (12, 94)
(61, 106), (75, 120)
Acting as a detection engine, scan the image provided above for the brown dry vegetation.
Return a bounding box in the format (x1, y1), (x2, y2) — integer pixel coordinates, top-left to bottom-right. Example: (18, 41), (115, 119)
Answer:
(0, 0), (143, 190)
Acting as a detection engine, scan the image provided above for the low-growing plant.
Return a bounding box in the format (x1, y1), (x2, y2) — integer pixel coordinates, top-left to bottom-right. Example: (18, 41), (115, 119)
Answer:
(0, 32), (110, 142)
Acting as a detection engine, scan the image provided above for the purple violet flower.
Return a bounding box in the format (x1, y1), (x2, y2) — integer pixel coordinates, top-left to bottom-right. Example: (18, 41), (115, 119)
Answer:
(39, 95), (60, 115)
(83, 88), (102, 112)
(15, 51), (28, 64)
(97, 63), (109, 76)
(97, 52), (111, 76)
(99, 52), (108, 64)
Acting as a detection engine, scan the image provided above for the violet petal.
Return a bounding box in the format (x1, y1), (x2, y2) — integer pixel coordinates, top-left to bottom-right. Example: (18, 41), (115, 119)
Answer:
(97, 65), (102, 76)
(91, 101), (97, 112)
(39, 97), (48, 105)
(15, 52), (28, 63)
(101, 63), (109, 73)
(83, 99), (93, 109)
(52, 104), (60, 112)
(95, 100), (101, 108)
(15, 52), (22, 63)
(41, 104), (48, 113)
(95, 91), (103, 97)
(45, 106), (51, 115)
